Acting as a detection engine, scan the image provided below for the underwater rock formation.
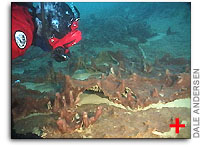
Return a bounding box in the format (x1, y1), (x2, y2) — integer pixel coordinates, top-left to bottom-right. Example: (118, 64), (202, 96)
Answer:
(142, 61), (153, 73)
(163, 69), (190, 89)
(82, 106), (103, 128)
(52, 75), (104, 133)
(94, 51), (119, 66)
(12, 96), (51, 121)
(159, 53), (189, 65)
(164, 69), (174, 87)
(89, 50), (130, 78)
(12, 67), (191, 130)
(55, 102), (103, 133)
(53, 76), (86, 112)
(128, 21), (157, 43)
(66, 56), (88, 75)
(53, 70), (190, 112)
(99, 74), (125, 98)
(12, 63), (191, 136)
(166, 27), (177, 35)
(12, 83), (54, 121)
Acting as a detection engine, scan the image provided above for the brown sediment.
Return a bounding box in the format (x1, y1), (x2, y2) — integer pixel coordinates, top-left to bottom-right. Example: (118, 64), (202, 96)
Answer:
(42, 103), (190, 138)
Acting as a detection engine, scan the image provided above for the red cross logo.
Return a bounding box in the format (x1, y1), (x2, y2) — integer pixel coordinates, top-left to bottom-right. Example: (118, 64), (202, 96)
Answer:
(169, 118), (185, 134)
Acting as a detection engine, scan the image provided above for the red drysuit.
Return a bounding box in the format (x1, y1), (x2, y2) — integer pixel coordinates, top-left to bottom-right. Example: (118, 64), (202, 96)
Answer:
(12, 4), (34, 59)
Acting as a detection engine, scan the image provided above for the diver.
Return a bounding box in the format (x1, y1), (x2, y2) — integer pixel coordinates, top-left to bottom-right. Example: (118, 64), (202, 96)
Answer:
(11, 2), (82, 62)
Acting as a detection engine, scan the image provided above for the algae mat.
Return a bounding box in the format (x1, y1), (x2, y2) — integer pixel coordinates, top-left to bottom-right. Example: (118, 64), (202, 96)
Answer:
(78, 93), (191, 111)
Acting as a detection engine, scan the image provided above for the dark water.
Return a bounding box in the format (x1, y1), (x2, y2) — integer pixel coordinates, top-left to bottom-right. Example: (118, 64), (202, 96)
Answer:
(76, 2), (191, 57)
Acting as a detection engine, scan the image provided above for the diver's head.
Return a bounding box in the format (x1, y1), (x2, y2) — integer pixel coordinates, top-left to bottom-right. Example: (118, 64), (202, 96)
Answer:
(35, 2), (80, 39)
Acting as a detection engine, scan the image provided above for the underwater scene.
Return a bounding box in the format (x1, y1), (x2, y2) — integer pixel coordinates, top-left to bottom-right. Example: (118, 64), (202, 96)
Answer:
(11, 2), (191, 138)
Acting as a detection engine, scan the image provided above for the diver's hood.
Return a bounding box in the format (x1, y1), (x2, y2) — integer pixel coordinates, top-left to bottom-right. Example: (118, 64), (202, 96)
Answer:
(35, 2), (80, 39)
